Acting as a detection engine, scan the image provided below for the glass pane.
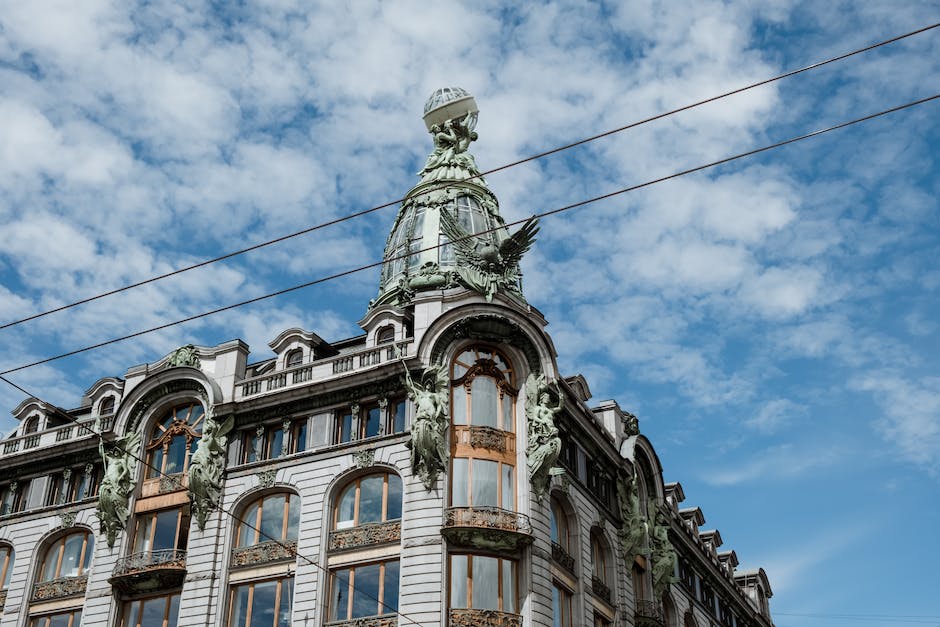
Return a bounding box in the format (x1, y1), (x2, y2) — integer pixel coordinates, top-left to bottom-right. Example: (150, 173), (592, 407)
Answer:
(386, 476), (402, 520)
(450, 555), (468, 608)
(439, 234), (454, 264)
(392, 402), (406, 433)
(358, 476), (384, 524)
(166, 594), (180, 627)
(240, 503), (259, 546)
(553, 586), (562, 627)
(364, 408), (381, 438)
(472, 556), (499, 610)
(452, 385), (467, 425)
(124, 600), (140, 627)
(82, 535), (94, 570)
(49, 614), (70, 627)
(268, 429), (284, 458)
(277, 579), (293, 627)
(351, 563), (380, 618)
(339, 414), (353, 443)
(330, 569), (351, 621)
(231, 587), (248, 627)
(501, 465), (514, 510)
(42, 541), (61, 580)
(60, 533), (85, 577)
(165, 436), (186, 474)
(141, 597), (164, 627)
(250, 580), (277, 627)
(153, 510), (178, 551)
(451, 458), (469, 507)
(550, 506), (559, 544)
(472, 459), (498, 507)
(337, 485), (356, 528)
(286, 496), (300, 541)
(470, 378), (498, 427)
(148, 448), (164, 478)
(383, 561), (400, 614)
(501, 394), (513, 431)
(502, 560), (516, 612)
(453, 362), (467, 378)
(261, 495), (286, 542)
(2, 547), (13, 587)
(293, 423), (307, 453)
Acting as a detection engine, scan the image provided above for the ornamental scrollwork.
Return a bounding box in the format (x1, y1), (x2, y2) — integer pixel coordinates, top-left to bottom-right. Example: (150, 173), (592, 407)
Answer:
(328, 520), (401, 552)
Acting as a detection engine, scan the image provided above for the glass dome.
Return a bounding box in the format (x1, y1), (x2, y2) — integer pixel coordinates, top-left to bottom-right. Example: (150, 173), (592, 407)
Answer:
(424, 87), (472, 115)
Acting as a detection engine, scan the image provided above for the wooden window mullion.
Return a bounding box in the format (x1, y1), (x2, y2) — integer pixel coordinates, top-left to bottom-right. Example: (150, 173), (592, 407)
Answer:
(273, 579), (283, 627)
(378, 563), (386, 615)
(346, 570), (355, 619)
(281, 495), (290, 541)
(54, 539), (64, 579)
(382, 476), (389, 522)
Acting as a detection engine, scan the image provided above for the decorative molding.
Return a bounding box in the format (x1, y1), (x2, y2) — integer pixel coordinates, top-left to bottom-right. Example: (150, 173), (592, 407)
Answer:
(126, 380), (208, 434)
(442, 507), (532, 552)
(0, 589), (6, 610)
(231, 540), (297, 569)
(324, 616), (398, 627)
(59, 511), (77, 529)
(329, 520), (401, 552)
(429, 314), (541, 374)
(466, 425), (509, 452)
(257, 469), (277, 488)
(31, 575), (88, 602)
(354, 449), (375, 469)
(448, 609), (521, 627)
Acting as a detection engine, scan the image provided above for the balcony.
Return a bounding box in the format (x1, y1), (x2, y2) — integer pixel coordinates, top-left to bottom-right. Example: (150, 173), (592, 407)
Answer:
(325, 616), (398, 627)
(231, 540), (297, 569)
(329, 520), (401, 552)
(551, 541), (576, 574)
(441, 507), (532, 552)
(109, 549), (186, 594)
(635, 600), (665, 627)
(591, 575), (612, 605)
(31, 575), (87, 602)
(448, 609), (521, 627)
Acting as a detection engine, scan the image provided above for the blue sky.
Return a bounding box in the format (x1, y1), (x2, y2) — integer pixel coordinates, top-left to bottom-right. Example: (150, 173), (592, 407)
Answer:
(1, 1), (939, 625)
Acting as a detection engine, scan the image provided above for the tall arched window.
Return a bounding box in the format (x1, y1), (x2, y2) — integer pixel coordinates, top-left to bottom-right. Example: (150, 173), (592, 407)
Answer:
(334, 473), (402, 530)
(39, 530), (94, 581)
(229, 492), (300, 627)
(550, 495), (576, 572)
(145, 403), (204, 479)
(451, 347), (516, 431)
(590, 530), (613, 605)
(0, 543), (13, 589)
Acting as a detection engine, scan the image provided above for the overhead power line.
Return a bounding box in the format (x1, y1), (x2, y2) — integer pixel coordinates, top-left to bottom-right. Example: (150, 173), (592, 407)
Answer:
(0, 92), (937, 378)
(0, 373), (423, 626)
(0, 20), (937, 332)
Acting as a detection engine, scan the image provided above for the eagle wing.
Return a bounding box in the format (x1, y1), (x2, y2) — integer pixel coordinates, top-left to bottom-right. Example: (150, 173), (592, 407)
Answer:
(438, 207), (483, 265)
(499, 216), (540, 268)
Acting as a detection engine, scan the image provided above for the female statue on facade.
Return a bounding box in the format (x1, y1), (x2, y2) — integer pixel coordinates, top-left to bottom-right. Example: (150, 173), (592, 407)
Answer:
(650, 503), (679, 598)
(403, 364), (449, 490)
(188, 410), (234, 530)
(97, 431), (141, 548)
(525, 373), (563, 500)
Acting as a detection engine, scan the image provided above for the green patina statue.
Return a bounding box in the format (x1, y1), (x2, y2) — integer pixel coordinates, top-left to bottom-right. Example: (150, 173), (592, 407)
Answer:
(525, 373), (564, 500)
(167, 344), (200, 369)
(650, 502), (679, 598)
(419, 115), (480, 183)
(617, 470), (649, 559)
(403, 363), (449, 491)
(188, 409), (234, 531)
(98, 431), (142, 548)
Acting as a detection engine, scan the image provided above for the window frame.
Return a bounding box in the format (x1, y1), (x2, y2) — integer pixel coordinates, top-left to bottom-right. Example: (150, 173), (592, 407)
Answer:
(328, 559), (400, 621)
(120, 592), (180, 627)
(0, 543), (14, 588)
(448, 553), (517, 613)
(333, 472), (402, 530)
(29, 609), (82, 627)
(132, 507), (190, 556)
(39, 530), (94, 581)
(236, 492), (299, 547)
(228, 576), (293, 627)
(144, 403), (205, 480)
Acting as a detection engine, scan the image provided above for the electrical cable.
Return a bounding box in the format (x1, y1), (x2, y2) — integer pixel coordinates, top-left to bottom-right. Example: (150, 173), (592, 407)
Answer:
(0, 92), (936, 378)
(0, 20), (937, 332)
(0, 372), (423, 626)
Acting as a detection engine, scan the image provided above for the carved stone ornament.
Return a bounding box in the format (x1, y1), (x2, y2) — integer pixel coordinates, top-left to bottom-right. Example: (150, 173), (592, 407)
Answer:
(257, 469), (277, 488)
(325, 616), (398, 627)
(328, 520), (401, 552)
(525, 373), (563, 500)
(402, 364), (449, 490)
(617, 471), (649, 559)
(167, 344), (200, 369)
(354, 449), (375, 469)
(650, 503), (679, 598)
(188, 411), (235, 531)
(59, 511), (77, 528)
(419, 113), (481, 183)
(442, 506), (533, 553)
(448, 608), (521, 627)
(467, 425), (508, 451)
(32, 575), (88, 602)
(98, 431), (142, 548)
(231, 539), (297, 569)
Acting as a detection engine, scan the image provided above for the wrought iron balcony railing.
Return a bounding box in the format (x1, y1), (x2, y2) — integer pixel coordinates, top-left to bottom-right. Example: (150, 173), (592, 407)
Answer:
(448, 609), (522, 627)
(551, 541), (576, 574)
(329, 520), (401, 552)
(635, 600), (665, 627)
(591, 575), (612, 604)
(31, 575), (87, 602)
(113, 549), (187, 577)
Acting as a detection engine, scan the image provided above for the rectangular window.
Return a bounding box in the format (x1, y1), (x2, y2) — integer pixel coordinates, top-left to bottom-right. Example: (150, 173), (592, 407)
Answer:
(552, 582), (573, 627)
(29, 610), (82, 627)
(388, 400), (406, 434)
(0, 481), (28, 515)
(329, 561), (399, 620)
(335, 409), (354, 444)
(449, 555), (516, 613)
(121, 593), (179, 627)
(229, 578), (292, 627)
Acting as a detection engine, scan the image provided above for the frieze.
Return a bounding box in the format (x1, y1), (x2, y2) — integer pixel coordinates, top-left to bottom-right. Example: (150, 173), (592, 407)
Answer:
(325, 615), (398, 627)
(31, 575), (88, 601)
(329, 520), (401, 552)
(448, 609), (521, 627)
(231, 540), (297, 568)
(467, 425), (509, 452)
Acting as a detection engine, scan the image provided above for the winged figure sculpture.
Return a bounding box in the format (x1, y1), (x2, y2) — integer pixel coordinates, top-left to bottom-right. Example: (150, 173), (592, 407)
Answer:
(438, 208), (539, 301)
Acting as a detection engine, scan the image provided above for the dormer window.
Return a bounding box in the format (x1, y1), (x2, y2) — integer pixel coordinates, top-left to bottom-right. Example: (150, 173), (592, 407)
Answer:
(286, 349), (303, 368)
(376, 326), (395, 345)
(100, 397), (115, 415)
(24, 416), (40, 434)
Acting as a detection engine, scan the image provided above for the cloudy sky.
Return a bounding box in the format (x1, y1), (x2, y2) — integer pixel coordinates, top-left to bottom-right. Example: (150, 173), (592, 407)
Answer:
(1, 1), (939, 625)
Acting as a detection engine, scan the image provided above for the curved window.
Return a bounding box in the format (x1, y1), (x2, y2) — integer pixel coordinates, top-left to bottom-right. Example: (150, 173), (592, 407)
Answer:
(450, 457), (514, 510)
(237, 493), (300, 547)
(449, 554), (516, 612)
(0, 543), (13, 588)
(590, 531), (612, 604)
(99, 397), (115, 415)
(451, 347), (516, 431)
(145, 403), (204, 479)
(376, 326), (395, 344)
(24, 416), (40, 434)
(229, 577), (292, 627)
(550, 497), (570, 553)
(285, 350), (303, 368)
(40, 530), (93, 581)
(334, 473), (402, 530)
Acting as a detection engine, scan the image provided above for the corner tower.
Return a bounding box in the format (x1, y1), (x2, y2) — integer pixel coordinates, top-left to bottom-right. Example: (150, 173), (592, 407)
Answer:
(373, 87), (539, 308)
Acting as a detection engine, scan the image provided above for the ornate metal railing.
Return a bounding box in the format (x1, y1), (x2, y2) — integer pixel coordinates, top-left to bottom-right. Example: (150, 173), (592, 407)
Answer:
(31, 575), (87, 601)
(591, 575), (612, 604)
(325, 615), (398, 627)
(231, 540), (297, 568)
(452, 425), (516, 454)
(329, 520), (401, 552)
(444, 507), (531, 534)
(112, 549), (187, 577)
(551, 541), (576, 573)
(448, 609), (521, 627)
(0, 588), (6, 609)
(635, 600), (665, 627)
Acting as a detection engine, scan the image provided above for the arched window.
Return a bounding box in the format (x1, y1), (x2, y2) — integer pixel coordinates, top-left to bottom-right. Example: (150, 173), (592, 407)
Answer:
(99, 396), (115, 415)
(590, 530), (613, 605)
(550, 496), (575, 570)
(334, 473), (402, 530)
(663, 595), (679, 627)
(376, 326), (395, 344)
(39, 530), (93, 583)
(450, 347), (516, 431)
(145, 402), (204, 479)
(24, 416), (40, 434)
(0, 543), (13, 589)
(285, 349), (303, 368)
(236, 492), (300, 547)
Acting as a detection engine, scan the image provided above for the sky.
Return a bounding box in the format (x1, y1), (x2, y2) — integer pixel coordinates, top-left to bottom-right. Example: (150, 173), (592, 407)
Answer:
(1, 1), (939, 625)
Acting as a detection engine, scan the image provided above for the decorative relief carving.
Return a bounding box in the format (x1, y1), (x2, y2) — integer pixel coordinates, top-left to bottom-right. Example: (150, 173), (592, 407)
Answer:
(167, 344), (200, 369)
(442, 507), (532, 552)
(354, 449), (375, 469)
(467, 425), (508, 451)
(0, 589), (6, 609)
(448, 609), (521, 627)
(257, 469), (277, 488)
(189, 412), (234, 530)
(325, 616), (398, 627)
(159, 473), (185, 494)
(59, 511), (76, 528)
(31, 575), (88, 601)
(231, 540), (297, 568)
(328, 520), (401, 552)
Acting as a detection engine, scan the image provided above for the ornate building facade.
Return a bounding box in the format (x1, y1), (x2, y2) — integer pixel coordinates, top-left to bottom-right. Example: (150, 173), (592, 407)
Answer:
(0, 88), (775, 627)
